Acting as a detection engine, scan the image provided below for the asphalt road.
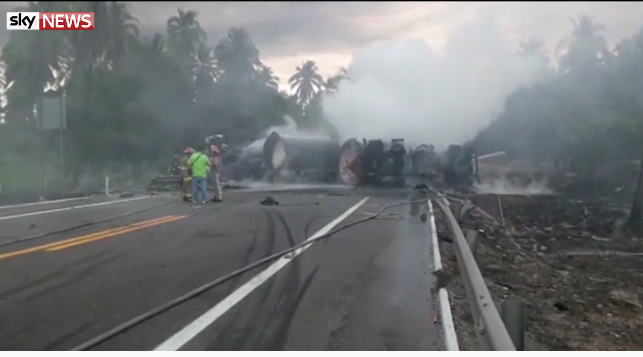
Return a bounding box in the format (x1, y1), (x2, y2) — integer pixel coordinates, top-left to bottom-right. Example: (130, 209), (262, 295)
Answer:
(0, 187), (442, 351)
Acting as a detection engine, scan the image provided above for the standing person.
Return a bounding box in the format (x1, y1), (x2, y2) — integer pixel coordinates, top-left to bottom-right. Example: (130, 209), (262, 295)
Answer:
(209, 145), (223, 202)
(187, 146), (211, 205)
(180, 147), (195, 202)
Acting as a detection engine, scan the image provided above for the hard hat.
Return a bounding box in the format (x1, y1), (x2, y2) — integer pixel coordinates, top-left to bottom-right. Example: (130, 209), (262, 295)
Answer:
(183, 147), (195, 154)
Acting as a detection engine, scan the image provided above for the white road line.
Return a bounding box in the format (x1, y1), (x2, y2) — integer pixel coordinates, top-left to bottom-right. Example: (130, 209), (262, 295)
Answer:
(439, 288), (460, 351)
(0, 196), (156, 221)
(428, 199), (459, 351)
(428, 200), (442, 272)
(153, 196), (370, 351)
(0, 196), (90, 210)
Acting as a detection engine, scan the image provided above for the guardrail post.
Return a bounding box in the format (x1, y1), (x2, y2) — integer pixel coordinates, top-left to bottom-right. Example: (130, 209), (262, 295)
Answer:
(495, 300), (526, 351)
(465, 229), (479, 256)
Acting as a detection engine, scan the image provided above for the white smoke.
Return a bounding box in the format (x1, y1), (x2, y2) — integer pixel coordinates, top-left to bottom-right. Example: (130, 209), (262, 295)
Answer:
(242, 115), (300, 153)
(322, 13), (549, 149)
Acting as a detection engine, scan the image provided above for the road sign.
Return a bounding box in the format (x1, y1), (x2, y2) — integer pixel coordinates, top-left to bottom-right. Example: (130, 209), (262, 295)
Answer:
(35, 92), (66, 130)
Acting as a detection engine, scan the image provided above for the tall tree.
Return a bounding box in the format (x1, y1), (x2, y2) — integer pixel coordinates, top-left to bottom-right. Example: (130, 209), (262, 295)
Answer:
(1, 1), (70, 123)
(288, 60), (324, 106)
(324, 67), (348, 94)
(256, 64), (280, 92)
(166, 9), (206, 60)
(214, 27), (260, 87)
(556, 14), (610, 73)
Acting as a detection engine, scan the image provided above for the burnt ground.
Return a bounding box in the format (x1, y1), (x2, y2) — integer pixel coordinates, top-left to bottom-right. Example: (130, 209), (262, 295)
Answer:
(435, 193), (643, 351)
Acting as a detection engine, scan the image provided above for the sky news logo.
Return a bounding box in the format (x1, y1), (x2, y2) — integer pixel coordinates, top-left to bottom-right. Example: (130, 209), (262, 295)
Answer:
(7, 12), (94, 30)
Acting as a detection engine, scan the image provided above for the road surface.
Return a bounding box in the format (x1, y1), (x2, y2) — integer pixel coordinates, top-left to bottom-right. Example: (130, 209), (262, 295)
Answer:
(0, 188), (441, 351)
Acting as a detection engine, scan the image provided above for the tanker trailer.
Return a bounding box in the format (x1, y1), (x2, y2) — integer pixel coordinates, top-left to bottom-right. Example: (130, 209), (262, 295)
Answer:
(262, 132), (341, 183)
(338, 138), (407, 187)
(223, 145), (265, 182)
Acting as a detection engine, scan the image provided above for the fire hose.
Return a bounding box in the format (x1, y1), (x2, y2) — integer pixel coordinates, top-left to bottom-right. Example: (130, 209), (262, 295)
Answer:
(70, 199), (431, 351)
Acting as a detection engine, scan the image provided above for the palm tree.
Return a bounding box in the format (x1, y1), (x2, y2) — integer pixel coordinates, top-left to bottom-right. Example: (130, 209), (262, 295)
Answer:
(66, 2), (139, 70)
(147, 33), (168, 56)
(99, 2), (140, 65)
(167, 9), (206, 60)
(190, 41), (218, 96)
(214, 27), (260, 86)
(1, 1), (70, 123)
(324, 67), (348, 94)
(256, 65), (280, 91)
(288, 60), (324, 106)
(555, 14), (609, 73)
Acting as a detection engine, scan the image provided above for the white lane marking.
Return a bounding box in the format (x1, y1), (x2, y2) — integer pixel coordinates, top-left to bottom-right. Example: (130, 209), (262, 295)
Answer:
(428, 199), (459, 351)
(439, 288), (460, 351)
(0, 196), (89, 210)
(154, 196), (370, 351)
(0, 196), (157, 221)
(428, 200), (442, 272)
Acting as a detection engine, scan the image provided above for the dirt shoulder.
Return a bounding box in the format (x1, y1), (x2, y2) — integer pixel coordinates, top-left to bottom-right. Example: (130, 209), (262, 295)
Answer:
(436, 193), (643, 351)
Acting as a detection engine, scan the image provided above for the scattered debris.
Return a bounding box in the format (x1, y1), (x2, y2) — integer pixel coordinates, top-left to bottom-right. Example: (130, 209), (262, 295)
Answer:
(260, 196), (279, 206)
(436, 193), (643, 351)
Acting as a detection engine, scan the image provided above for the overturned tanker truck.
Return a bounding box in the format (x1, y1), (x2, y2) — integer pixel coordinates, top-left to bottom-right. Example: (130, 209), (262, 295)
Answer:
(262, 131), (341, 183)
(260, 132), (479, 189)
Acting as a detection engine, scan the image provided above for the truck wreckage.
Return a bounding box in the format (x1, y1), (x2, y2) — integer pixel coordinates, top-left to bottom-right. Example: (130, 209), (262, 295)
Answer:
(149, 132), (480, 192)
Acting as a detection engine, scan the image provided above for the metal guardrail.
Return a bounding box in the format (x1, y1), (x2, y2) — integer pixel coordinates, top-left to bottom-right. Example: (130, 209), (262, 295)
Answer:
(433, 195), (525, 351)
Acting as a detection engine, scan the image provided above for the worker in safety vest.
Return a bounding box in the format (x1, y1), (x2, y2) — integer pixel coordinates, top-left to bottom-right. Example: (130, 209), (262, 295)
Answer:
(180, 147), (194, 202)
(209, 145), (223, 202)
(187, 146), (211, 205)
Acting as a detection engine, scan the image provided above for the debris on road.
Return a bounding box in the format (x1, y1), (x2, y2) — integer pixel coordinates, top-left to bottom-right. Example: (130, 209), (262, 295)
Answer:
(436, 193), (643, 351)
(260, 196), (279, 206)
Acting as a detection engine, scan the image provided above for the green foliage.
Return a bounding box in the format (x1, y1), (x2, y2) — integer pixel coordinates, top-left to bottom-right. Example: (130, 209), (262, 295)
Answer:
(0, 2), (333, 193)
(475, 15), (643, 172)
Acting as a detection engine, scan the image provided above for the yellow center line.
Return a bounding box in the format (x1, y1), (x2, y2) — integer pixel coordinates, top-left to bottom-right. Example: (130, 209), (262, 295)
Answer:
(0, 215), (186, 261)
(47, 215), (187, 251)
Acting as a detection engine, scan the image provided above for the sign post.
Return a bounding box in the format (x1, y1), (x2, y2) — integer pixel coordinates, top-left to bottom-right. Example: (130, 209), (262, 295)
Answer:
(35, 91), (66, 197)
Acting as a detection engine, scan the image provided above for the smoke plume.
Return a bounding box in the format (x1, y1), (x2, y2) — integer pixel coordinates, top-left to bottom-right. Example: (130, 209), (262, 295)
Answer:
(322, 13), (549, 149)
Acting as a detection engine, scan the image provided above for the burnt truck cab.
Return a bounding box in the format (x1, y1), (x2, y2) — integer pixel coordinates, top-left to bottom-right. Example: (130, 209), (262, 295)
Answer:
(339, 138), (407, 187)
(442, 143), (478, 189)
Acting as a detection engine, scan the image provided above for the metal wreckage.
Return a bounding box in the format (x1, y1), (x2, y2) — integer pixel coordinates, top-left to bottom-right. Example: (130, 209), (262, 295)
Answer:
(149, 132), (480, 192)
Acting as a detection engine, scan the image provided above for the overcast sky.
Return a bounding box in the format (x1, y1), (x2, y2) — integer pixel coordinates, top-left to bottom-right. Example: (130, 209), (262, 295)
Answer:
(2, 1), (643, 85)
